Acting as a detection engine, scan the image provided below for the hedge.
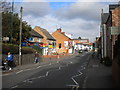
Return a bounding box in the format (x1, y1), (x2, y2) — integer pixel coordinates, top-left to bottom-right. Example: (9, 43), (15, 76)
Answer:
(2, 43), (36, 54)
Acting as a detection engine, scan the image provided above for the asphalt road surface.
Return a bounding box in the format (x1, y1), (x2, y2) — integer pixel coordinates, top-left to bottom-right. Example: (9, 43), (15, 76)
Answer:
(2, 51), (92, 89)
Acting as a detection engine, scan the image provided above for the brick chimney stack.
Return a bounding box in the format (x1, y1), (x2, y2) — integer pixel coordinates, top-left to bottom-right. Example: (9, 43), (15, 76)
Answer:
(61, 32), (65, 34)
(57, 28), (62, 32)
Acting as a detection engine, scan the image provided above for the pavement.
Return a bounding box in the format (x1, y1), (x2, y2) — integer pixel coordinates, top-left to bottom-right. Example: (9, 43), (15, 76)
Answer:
(83, 52), (118, 88)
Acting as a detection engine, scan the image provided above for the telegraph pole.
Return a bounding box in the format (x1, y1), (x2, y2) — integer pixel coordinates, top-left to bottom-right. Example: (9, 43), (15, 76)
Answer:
(19, 7), (23, 65)
(10, 0), (14, 44)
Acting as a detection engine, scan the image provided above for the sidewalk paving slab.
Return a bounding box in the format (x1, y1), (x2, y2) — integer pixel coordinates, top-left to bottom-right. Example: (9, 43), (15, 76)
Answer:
(83, 52), (117, 88)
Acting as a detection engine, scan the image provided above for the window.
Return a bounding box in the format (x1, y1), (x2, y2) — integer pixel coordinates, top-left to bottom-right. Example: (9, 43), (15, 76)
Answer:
(59, 43), (61, 48)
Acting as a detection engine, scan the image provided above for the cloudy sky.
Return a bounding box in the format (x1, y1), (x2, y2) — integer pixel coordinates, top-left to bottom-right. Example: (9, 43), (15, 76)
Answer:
(13, 0), (119, 42)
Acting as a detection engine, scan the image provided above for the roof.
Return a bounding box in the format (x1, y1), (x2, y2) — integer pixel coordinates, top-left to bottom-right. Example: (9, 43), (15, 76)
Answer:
(72, 39), (79, 40)
(30, 30), (43, 38)
(109, 4), (120, 11)
(101, 13), (110, 24)
(60, 32), (71, 40)
(38, 27), (56, 41)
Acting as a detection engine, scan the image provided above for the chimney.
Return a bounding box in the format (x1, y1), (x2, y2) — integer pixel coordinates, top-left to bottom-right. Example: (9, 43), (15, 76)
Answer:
(61, 32), (65, 34)
(57, 28), (62, 32)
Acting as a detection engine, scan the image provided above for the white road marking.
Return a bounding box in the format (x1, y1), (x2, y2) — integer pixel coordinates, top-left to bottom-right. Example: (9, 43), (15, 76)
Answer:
(59, 67), (61, 70)
(49, 63), (52, 65)
(11, 85), (18, 88)
(66, 84), (79, 87)
(70, 62), (73, 64)
(71, 78), (79, 85)
(36, 66), (42, 69)
(46, 71), (49, 76)
(16, 70), (23, 74)
(38, 75), (45, 78)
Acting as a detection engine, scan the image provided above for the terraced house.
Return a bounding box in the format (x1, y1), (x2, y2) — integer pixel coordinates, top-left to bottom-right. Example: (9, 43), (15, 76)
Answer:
(34, 26), (56, 55)
(52, 28), (73, 54)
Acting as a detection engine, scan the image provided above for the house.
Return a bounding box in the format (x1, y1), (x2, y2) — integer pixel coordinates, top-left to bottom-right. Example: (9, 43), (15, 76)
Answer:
(52, 28), (73, 54)
(109, 4), (120, 88)
(34, 26), (56, 55)
(79, 39), (90, 51)
(100, 3), (120, 88)
(28, 29), (44, 43)
(100, 12), (111, 60)
(25, 30), (44, 54)
(72, 39), (82, 51)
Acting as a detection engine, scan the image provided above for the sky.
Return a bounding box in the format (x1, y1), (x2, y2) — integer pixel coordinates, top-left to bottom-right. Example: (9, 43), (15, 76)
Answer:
(11, 0), (120, 42)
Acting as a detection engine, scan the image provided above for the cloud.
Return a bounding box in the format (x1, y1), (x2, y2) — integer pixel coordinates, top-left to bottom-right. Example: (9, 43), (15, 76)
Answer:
(23, 15), (100, 42)
(53, 2), (108, 22)
(20, 2), (51, 17)
(21, 2), (112, 42)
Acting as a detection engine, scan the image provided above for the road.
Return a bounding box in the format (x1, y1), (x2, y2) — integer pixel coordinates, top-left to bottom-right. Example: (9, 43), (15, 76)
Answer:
(2, 51), (92, 89)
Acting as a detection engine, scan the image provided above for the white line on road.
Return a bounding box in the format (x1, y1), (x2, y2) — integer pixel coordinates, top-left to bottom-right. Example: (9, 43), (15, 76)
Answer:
(36, 66), (42, 69)
(38, 75), (45, 78)
(16, 70), (23, 74)
(11, 85), (18, 88)
(66, 84), (79, 87)
(59, 67), (61, 70)
(70, 61), (73, 64)
(71, 77), (79, 85)
(49, 63), (52, 65)
(46, 71), (49, 76)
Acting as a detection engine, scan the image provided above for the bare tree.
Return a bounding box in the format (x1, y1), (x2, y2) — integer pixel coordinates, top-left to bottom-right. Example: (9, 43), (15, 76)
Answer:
(1, 0), (12, 13)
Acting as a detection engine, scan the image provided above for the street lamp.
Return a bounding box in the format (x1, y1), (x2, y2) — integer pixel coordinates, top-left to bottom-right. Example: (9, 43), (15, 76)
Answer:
(19, 7), (23, 65)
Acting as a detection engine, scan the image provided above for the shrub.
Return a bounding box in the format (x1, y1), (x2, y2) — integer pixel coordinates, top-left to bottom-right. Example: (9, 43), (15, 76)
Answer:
(2, 43), (19, 54)
(2, 43), (36, 54)
(29, 46), (43, 54)
(22, 47), (36, 54)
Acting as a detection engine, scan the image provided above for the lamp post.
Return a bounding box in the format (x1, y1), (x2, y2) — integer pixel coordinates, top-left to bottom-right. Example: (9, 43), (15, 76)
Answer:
(19, 7), (23, 65)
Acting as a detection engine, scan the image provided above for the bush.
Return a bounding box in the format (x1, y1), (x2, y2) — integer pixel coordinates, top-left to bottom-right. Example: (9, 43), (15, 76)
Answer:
(2, 43), (19, 54)
(29, 46), (43, 54)
(2, 43), (36, 54)
(22, 47), (36, 54)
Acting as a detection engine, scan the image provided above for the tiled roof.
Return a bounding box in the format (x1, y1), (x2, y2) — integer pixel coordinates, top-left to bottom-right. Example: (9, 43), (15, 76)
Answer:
(109, 4), (120, 11)
(30, 30), (43, 38)
(101, 13), (110, 24)
(38, 27), (56, 41)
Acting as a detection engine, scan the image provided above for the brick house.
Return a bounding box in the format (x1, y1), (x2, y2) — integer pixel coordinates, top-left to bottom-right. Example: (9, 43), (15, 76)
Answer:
(109, 4), (120, 88)
(28, 30), (43, 43)
(34, 26), (56, 55)
(100, 4), (120, 88)
(72, 39), (81, 51)
(52, 28), (72, 54)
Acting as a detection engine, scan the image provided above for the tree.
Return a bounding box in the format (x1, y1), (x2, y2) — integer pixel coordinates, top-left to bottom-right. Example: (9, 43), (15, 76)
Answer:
(78, 36), (81, 40)
(1, 0), (12, 13)
(2, 10), (32, 44)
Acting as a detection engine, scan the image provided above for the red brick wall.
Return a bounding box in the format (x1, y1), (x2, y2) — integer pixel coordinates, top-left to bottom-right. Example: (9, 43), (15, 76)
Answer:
(52, 30), (70, 54)
(112, 7), (120, 26)
(112, 7), (120, 88)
